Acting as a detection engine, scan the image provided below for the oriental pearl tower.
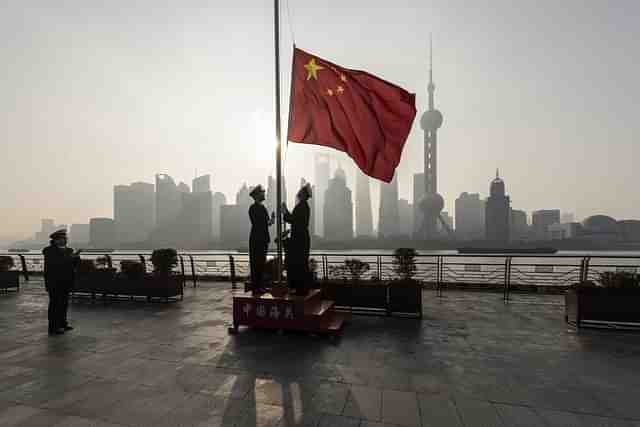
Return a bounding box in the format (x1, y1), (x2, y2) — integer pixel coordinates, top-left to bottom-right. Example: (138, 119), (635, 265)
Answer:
(418, 37), (445, 239)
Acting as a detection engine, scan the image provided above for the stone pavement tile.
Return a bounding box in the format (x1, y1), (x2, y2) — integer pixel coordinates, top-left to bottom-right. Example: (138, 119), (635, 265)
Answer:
(234, 402), (285, 427)
(579, 415), (638, 427)
(317, 414), (361, 427)
(277, 407), (323, 427)
(0, 372), (93, 406)
(306, 383), (350, 415)
(143, 393), (231, 427)
(494, 403), (547, 427)
(0, 403), (65, 427)
(0, 366), (39, 393)
(418, 393), (462, 427)
(64, 381), (148, 420)
(342, 386), (382, 421)
(51, 415), (127, 427)
(199, 372), (255, 399)
(453, 398), (504, 427)
(594, 390), (640, 421)
(381, 390), (420, 427)
(536, 408), (583, 426)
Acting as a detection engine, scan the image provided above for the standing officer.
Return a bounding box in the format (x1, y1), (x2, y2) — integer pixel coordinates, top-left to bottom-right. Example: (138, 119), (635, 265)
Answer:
(248, 185), (274, 291)
(43, 229), (80, 335)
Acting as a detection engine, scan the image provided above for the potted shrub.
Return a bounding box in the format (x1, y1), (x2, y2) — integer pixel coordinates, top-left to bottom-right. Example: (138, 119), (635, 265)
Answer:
(148, 249), (182, 300)
(115, 260), (147, 296)
(345, 258), (387, 312)
(566, 271), (640, 327)
(322, 265), (351, 306)
(388, 248), (422, 317)
(0, 256), (19, 291)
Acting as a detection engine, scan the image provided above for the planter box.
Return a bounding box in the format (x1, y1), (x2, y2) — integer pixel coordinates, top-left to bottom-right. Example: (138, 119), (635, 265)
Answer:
(73, 270), (181, 301)
(74, 270), (116, 294)
(388, 280), (422, 317)
(322, 280), (388, 312)
(0, 271), (20, 291)
(566, 287), (640, 327)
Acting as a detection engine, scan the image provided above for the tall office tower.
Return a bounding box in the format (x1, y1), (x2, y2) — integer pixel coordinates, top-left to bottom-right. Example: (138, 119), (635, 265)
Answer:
(532, 209), (561, 240)
(236, 183), (252, 209)
(510, 209), (529, 241)
(455, 192), (486, 240)
(156, 174), (183, 229)
(485, 170), (511, 242)
(323, 167), (353, 241)
(355, 171), (374, 237)
(314, 154), (331, 237)
(211, 192), (227, 241)
(418, 38), (445, 239)
(114, 182), (155, 244)
(69, 224), (90, 245)
(192, 174), (211, 193)
(398, 198), (414, 237)
(378, 175), (400, 238)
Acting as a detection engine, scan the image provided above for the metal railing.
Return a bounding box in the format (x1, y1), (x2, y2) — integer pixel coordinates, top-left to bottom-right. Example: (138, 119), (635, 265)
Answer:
(2, 252), (639, 301)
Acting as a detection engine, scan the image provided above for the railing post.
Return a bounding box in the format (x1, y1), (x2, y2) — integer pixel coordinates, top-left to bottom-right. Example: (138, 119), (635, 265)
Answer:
(503, 257), (512, 302)
(323, 255), (328, 281)
(179, 255), (186, 288)
(582, 256), (591, 282)
(189, 255), (197, 288)
(437, 256), (443, 297)
(18, 255), (29, 283)
(105, 255), (113, 270)
(139, 255), (146, 274)
(229, 255), (237, 289)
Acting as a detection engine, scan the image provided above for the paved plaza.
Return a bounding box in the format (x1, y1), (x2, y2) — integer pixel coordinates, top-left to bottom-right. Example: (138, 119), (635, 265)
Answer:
(1, 281), (640, 427)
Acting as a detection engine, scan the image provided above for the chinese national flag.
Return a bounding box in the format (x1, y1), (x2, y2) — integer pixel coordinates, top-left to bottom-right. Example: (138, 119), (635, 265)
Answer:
(287, 47), (416, 183)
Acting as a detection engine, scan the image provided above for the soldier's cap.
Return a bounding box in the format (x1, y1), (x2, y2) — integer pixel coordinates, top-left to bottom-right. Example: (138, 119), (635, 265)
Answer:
(49, 229), (68, 239)
(299, 183), (312, 198)
(249, 185), (266, 198)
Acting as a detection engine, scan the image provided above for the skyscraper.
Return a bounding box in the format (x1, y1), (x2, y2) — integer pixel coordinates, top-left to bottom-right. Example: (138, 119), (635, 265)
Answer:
(511, 209), (529, 241)
(156, 174), (183, 229)
(412, 172), (425, 237)
(455, 192), (485, 240)
(211, 192), (227, 241)
(114, 182), (155, 244)
(378, 175), (400, 238)
(324, 167), (353, 241)
(398, 198), (414, 237)
(418, 38), (445, 239)
(485, 170), (511, 242)
(69, 224), (90, 245)
(355, 171), (373, 237)
(192, 174), (211, 193)
(532, 209), (561, 240)
(236, 183), (252, 208)
(314, 154), (331, 237)
(89, 217), (116, 249)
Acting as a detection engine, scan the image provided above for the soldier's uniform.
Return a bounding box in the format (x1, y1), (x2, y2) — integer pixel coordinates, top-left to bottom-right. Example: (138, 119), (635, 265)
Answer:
(43, 230), (78, 335)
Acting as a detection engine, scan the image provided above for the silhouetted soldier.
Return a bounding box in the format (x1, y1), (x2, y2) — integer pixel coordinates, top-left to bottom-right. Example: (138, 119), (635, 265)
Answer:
(283, 183), (312, 295)
(249, 185), (274, 291)
(43, 230), (80, 335)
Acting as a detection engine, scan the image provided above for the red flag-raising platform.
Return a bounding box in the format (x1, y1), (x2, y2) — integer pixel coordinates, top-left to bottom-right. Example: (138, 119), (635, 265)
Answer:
(228, 288), (345, 337)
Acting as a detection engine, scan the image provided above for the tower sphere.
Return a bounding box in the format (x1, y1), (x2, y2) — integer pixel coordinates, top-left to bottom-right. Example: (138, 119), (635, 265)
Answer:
(421, 109), (443, 131)
(419, 192), (444, 215)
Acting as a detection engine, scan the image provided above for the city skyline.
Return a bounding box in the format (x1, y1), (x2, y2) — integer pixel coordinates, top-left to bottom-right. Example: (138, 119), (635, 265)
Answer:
(2, 1), (639, 239)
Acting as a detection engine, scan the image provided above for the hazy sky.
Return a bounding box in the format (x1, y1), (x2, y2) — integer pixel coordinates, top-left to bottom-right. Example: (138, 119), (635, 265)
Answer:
(1, 0), (639, 240)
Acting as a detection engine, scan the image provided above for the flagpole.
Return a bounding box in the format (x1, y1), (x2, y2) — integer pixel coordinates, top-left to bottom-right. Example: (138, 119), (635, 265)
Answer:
(274, 0), (283, 282)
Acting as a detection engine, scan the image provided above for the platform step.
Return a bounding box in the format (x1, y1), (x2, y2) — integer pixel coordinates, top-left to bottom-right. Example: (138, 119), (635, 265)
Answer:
(321, 313), (345, 332)
(304, 300), (334, 317)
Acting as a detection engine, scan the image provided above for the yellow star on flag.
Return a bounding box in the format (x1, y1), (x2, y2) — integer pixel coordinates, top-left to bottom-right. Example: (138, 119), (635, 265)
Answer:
(304, 58), (324, 80)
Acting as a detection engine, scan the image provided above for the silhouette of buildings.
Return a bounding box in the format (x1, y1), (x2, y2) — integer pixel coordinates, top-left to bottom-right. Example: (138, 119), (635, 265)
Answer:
(398, 198), (414, 237)
(155, 174), (183, 229)
(69, 224), (90, 246)
(192, 174), (211, 193)
(510, 209), (529, 241)
(89, 217), (116, 248)
(35, 219), (66, 243)
(211, 192), (227, 241)
(379, 175), (400, 238)
(532, 209), (561, 240)
(324, 167), (353, 241)
(485, 170), (510, 242)
(220, 184), (253, 245)
(182, 175), (213, 244)
(314, 154), (331, 237)
(355, 171), (374, 237)
(114, 182), (155, 244)
(561, 212), (575, 224)
(417, 38), (445, 240)
(412, 173), (425, 237)
(455, 193), (485, 240)
(439, 211), (454, 234)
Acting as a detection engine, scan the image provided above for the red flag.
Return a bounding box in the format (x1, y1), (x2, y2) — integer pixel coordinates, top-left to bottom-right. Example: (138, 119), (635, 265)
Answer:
(287, 48), (416, 183)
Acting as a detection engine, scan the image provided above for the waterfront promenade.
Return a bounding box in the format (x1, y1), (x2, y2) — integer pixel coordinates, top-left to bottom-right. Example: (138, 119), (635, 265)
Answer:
(1, 281), (640, 426)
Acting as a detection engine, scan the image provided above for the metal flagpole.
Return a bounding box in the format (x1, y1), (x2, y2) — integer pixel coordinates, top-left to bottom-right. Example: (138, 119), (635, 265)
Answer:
(274, 0), (283, 282)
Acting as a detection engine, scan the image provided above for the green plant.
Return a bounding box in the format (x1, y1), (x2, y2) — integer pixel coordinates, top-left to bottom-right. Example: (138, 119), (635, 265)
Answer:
(344, 258), (370, 282)
(308, 258), (318, 274)
(151, 249), (178, 274)
(392, 248), (418, 281)
(599, 271), (639, 290)
(0, 256), (15, 272)
(329, 265), (349, 281)
(76, 259), (96, 274)
(120, 260), (145, 279)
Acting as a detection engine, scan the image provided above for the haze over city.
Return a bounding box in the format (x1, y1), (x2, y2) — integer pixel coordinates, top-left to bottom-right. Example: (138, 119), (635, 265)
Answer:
(1, 0), (638, 241)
